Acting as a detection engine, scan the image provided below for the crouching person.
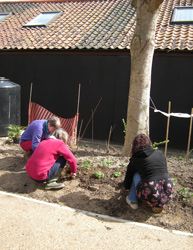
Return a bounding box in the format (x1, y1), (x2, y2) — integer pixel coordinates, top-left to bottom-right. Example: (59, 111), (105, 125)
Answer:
(123, 134), (174, 213)
(25, 128), (77, 190)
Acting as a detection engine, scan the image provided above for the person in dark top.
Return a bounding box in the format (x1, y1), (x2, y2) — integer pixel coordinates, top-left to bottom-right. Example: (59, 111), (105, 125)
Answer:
(123, 134), (174, 212)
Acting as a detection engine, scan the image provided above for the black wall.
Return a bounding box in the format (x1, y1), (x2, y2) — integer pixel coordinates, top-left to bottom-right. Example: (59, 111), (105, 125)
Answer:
(0, 53), (130, 144)
(0, 51), (193, 150)
(150, 53), (193, 150)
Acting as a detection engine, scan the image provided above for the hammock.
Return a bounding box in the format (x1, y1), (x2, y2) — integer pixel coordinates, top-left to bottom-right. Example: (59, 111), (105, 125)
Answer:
(28, 102), (79, 147)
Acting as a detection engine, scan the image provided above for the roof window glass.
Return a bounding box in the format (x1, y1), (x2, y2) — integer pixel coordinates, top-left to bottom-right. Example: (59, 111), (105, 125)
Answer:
(24, 11), (62, 27)
(0, 12), (11, 22)
(171, 7), (193, 24)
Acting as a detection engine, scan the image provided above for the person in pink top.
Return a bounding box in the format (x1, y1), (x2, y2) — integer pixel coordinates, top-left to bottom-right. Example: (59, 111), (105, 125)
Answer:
(26, 128), (77, 190)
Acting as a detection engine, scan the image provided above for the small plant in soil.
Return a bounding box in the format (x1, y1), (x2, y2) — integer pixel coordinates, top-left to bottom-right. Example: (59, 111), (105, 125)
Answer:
(102, 159), (113, 166)
(177, 187), (193, 203)
(81, 160), (93, 170)
(119, 163), (126, 167)
(113, 171), (122, 178)
(93, 171), (104, 178)
(171, 177), (178, 185)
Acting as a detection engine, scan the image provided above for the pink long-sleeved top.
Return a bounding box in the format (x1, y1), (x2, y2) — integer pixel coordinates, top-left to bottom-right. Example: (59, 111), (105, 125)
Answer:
(26, 138), (77, 180)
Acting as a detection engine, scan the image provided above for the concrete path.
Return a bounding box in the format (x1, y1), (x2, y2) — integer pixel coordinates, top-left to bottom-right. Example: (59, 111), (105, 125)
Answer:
(0, 191), (192, 250)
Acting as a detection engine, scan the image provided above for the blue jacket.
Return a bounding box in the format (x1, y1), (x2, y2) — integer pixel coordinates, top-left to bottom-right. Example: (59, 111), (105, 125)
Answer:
(20, 120), (49, 151)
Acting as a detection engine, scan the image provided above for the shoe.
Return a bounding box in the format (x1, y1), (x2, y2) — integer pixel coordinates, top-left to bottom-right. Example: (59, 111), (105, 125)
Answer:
(24, 151), (31, 160)
(45, 181), (64, 190)
(126, 196), (138, 210)
(152, 207), (163, 213)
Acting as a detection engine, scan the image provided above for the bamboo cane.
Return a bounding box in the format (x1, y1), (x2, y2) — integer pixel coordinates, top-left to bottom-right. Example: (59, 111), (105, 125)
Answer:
(80, 97), (102, 140)
(28, 83), (33, 125)
(91, 110), (94, 155)
(164, 101), (171, 157)
(186, 108), (193, 162)
(75, 83), (81, 144)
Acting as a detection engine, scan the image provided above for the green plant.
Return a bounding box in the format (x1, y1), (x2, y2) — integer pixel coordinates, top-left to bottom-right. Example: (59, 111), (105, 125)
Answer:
(81, 160), (93, 170)
(113, 171), (122, 178)
(153, 140), (169, 150)
(177, 187), (193, 203)
(93, 171), (104, 178)
(171, 177), (178, 185)
(178, 156), (185, 161)
(102, 159), (113, 166)
(7, 125), (26, 143)
(119, 163), (126, 167)
(122, 118), (126, 138)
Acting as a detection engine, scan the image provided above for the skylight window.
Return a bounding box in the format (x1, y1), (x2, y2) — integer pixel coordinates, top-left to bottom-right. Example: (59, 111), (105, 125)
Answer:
(171, 7), (193, 24)
(24, 11), (63, 27)
(0, 12), (11, 22)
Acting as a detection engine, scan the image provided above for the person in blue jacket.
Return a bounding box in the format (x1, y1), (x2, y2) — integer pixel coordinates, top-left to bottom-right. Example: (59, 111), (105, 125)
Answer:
(124, 133), (174, 213)
(20, 117), (61, 159)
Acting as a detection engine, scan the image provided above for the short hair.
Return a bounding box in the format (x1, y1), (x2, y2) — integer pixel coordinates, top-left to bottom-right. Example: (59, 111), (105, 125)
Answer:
(51, 128), (69, 144)
(47, 116), (61, 129)
(131, 133), (152, 156)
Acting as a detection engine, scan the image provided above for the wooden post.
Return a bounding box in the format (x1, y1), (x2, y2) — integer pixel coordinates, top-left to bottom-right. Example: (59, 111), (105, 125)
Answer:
(164, 101), (171, 157)
(186, 108), (193, 162)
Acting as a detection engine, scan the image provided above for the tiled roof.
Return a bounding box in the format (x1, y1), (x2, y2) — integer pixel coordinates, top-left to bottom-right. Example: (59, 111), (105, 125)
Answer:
(0, 0), (193, 51)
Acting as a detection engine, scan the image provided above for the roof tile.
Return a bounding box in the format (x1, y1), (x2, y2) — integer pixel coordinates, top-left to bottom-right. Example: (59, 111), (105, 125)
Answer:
(0, 0), (193, 51)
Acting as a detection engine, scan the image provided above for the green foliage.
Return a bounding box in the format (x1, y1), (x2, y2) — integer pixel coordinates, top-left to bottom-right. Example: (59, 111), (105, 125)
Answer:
(113, 171), (122, 178)
(177, 187), (193, 203)
(171, 177), (178, 185)
(178, 156), (184, 161)
(119, 163), (126, 167)
(7, 125), (26, 143)
(153, 140), (169, 150)
(122, 118), (126, 138)
(93, 171), (104, 179)
(81, 160), (93, 170)
(102, 159), (113, 166)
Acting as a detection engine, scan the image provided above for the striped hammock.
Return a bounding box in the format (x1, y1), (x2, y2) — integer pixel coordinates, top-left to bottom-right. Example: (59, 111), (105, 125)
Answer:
(28, 102), (78, 147)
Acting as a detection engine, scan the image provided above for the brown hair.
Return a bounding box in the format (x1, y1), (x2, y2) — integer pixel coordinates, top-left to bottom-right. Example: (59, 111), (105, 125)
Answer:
(131, 133), (152, 156)
(47, 116), (61, 129)
(51, 128), (69, 144)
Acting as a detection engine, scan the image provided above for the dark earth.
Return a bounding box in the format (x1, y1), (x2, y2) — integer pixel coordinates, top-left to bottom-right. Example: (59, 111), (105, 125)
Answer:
(0, 137), (192, 234)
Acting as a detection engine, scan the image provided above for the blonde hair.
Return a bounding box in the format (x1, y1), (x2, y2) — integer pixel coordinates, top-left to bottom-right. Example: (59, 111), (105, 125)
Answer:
(51, 128), (69, 144)
(47, 116), (61, 129)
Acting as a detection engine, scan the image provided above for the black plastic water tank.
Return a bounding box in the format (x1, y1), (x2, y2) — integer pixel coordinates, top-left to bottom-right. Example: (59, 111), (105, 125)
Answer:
(0, 77), (21, 136)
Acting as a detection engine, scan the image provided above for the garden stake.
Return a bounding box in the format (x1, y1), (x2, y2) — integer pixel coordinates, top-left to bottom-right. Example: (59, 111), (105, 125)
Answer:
(75, 83), (81, 142)
(186, 108), (193, 162)
(92, 110), (94, 155)
(164, 101), (171, 157)
(28, 83), (33, 125)
(106, 125), (115, 154)
(80, 97), (102, 140)
(75, 119), (83, 154)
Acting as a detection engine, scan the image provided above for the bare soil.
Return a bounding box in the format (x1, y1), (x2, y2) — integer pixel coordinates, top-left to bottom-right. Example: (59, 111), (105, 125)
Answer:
(0, 137), (192, 234)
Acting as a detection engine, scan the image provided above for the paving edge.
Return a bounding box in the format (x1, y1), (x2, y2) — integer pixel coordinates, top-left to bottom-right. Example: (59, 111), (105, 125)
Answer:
(0, 190), (192, 237)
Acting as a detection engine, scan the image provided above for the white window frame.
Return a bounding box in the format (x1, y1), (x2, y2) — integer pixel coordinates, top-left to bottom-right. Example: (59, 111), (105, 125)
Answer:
(0, 12), (11, 22)
(171, 7), (193, 24)
(24, 11), (63, 27)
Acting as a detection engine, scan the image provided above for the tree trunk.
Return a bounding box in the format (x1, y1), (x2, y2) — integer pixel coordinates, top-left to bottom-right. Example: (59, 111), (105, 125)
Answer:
(122, 0), (164, 157)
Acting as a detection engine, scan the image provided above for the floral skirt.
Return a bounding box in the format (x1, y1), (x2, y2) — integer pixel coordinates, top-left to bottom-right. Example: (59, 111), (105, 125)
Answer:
(136, 178), (174, 208)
